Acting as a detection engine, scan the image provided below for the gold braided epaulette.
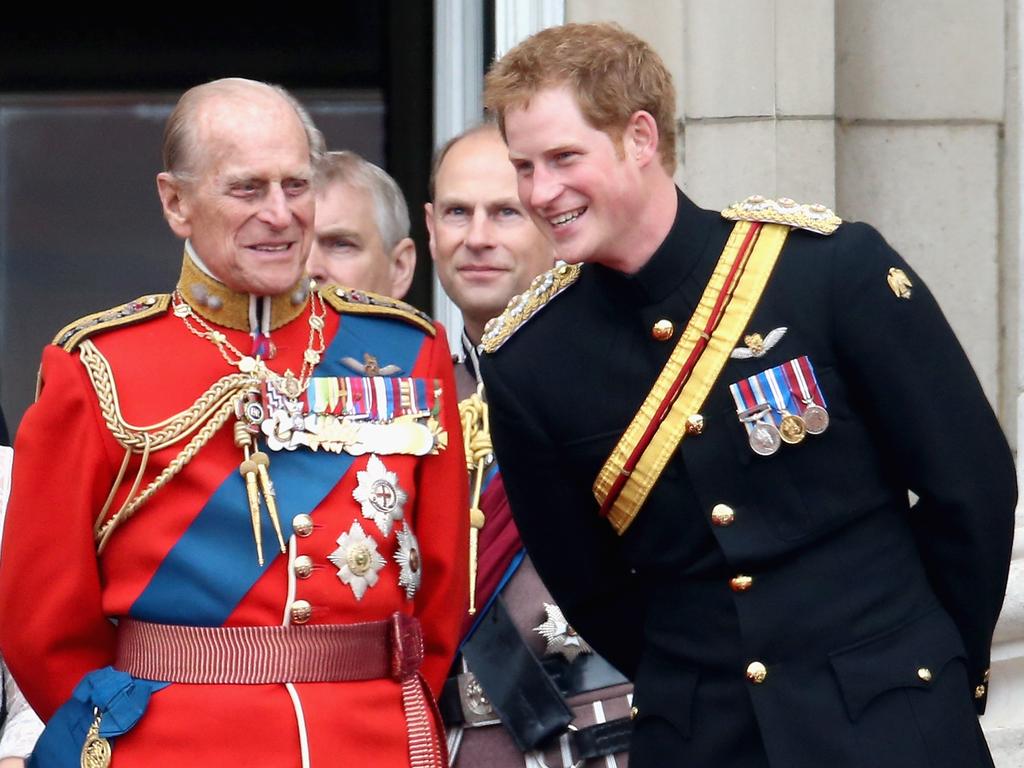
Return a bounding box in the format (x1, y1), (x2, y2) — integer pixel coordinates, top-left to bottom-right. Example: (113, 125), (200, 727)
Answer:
(479, 262), (582, 354)
(52, 294), (170, 352)
(722, 195), (841, 235)
(321, 285), (436, 337)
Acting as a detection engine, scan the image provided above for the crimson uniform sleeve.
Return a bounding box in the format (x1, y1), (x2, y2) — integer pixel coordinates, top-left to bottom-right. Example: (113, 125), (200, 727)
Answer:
(830, 222), (1016, 712)
(0, 345), (119, 719)
(412, 327), (469, 695)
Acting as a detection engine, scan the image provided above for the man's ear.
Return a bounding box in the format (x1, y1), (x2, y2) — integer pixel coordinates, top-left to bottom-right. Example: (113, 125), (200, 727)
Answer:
(623, 110), (660, 169)
(156, 172), (193, 240)
(424, 202), (437, 259)
(389, 237), (417, 300)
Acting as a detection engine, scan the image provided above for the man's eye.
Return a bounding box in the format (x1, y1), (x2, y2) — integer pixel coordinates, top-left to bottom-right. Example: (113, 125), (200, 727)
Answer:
(512, 163), (532, 176)
(230, 183), (259, 197)
(284, 179), (310, 195)
(554, 151), (576, 163)
(329, 239), (356, 250)
(444, 207), (467, 218)
(498, 207), (522, 219)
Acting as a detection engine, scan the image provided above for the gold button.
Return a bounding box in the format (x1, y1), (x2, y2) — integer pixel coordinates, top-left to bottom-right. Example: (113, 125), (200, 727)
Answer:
(292, 514), (314, 537)
(974, 684), (986, 699)
(651, 319), (674, 341)
(730, 575), (753, 592)
(290, 599), (312, 624)
(984, 668), (991, 682)
(294, 555), (314, 579)
(711, 504), (735, 527)
(917, 667), (932, 683)
(746, 661), (767, 684)
(686, 414), (705, 436)
(630, 706), (639, 720)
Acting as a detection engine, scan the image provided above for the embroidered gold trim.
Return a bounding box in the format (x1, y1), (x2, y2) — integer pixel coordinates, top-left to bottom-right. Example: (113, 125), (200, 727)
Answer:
(479, 263), (582, 354)
(178, 252), (309, 331)
(52, 295), (170, 352)
(322, 286), (436, 336)
(722, 195), (841, 235)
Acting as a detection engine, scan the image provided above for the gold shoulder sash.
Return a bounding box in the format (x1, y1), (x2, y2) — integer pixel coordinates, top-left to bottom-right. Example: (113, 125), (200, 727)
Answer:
(593, 222), (789, 534)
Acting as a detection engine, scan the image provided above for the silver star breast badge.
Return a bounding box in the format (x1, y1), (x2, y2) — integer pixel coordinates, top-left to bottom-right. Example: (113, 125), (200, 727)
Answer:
(352, 454), (408, 536)
(533, 603), (593, 663)
(328, 520), (386, 600)
(730, 327), (788, 359)
(394, 522), (422, 599)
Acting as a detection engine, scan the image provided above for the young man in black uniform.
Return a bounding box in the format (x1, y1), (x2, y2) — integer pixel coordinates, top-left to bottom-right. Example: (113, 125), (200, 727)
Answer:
(479, 22), (1016, 768)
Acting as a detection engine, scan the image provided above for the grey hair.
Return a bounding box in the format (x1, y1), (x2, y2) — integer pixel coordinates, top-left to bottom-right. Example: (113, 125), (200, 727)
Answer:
(162, 77), (325, 181)
(316, 151), (410, 252)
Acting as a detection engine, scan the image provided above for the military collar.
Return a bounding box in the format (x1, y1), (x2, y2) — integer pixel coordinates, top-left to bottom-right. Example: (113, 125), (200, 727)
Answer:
(594, 188), (715, 305)
(176, 244), (310, 331)
(461, 329), (482, 383)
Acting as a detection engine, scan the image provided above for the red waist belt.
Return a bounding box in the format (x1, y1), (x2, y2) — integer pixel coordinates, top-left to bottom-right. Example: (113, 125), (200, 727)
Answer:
(114, 612), (424, 684)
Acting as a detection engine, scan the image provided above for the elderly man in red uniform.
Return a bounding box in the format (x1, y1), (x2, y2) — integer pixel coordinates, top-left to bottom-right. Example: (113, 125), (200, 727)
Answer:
(0, 78), (467, 767)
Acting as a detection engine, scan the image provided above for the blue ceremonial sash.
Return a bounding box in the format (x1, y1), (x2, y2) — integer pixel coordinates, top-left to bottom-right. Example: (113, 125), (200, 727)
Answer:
(130, 314), (429, 625)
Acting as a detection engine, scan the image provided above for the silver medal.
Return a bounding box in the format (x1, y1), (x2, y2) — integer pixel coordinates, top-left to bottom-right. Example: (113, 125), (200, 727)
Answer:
(801, 403), (830, 434)
(749, 420), (782, 456)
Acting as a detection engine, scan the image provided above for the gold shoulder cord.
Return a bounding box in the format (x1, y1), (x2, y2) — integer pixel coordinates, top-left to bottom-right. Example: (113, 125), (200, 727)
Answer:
(459, 385), (492, 615)
(78, 340), (251, 552)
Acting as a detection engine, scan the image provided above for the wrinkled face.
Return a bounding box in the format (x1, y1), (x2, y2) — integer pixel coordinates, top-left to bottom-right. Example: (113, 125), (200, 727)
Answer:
(504, 86), (641, 268)
(168, 94), (314, 295)
(426, 129), (555, 339)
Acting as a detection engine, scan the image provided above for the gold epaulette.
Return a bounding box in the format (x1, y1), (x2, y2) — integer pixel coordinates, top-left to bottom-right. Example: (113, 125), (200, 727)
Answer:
(52, 294), (170, 352)
(722, 195), (841, 235)
(321, 285), (436, 336)
(479, 262), (582, 354)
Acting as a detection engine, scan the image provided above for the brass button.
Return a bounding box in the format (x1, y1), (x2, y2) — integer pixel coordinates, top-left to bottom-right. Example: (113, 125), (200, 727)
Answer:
(730, 575), (753, 592)
(974, 684), (986, 699)
(630, 706), (639, 720)
(917, 667), (932, 683)
(651, 319), (674, 341)
(290, 599), (312, 624)
(711, 504), (735, 527)
(292, 514), (314, 537)
(294, 555), (314, 579)
(746, 661), (767, 684)
(984, 668), (990, 682)
(686, 414), (705, 436)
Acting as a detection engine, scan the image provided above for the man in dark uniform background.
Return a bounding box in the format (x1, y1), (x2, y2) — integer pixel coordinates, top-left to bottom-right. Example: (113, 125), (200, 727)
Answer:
(479, 22), (1016, 768)
(427, 122), (633, 767)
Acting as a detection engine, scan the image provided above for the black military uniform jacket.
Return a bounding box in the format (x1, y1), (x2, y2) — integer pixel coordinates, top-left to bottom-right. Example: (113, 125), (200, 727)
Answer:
(479, 190), (1016, 768)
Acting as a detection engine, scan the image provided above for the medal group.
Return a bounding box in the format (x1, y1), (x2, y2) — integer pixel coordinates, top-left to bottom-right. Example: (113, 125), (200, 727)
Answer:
(730, 355), (830, 456)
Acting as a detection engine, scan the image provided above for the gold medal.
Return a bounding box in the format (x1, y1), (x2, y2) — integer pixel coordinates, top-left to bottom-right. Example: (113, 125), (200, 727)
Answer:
(779, 412), (806, 444)
(81, 709), (111, 768)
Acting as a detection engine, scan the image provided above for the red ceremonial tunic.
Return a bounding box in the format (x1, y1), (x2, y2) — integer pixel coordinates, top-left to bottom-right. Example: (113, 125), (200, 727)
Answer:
(0, 280), (468, 767)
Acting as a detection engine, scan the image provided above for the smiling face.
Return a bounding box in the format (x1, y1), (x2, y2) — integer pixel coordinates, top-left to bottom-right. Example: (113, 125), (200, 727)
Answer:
(426, 127), (555, 342)
(503, 86), (645, 271)
(158, 88), (315, 296)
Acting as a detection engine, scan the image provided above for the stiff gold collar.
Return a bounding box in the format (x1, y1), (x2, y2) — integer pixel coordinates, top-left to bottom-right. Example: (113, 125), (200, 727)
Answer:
(176, 249), (309, 331)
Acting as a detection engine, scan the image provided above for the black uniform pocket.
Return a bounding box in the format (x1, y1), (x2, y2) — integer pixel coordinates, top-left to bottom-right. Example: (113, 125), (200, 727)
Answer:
(829, 605), (967, 722)
(828, 607), (988, 767)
